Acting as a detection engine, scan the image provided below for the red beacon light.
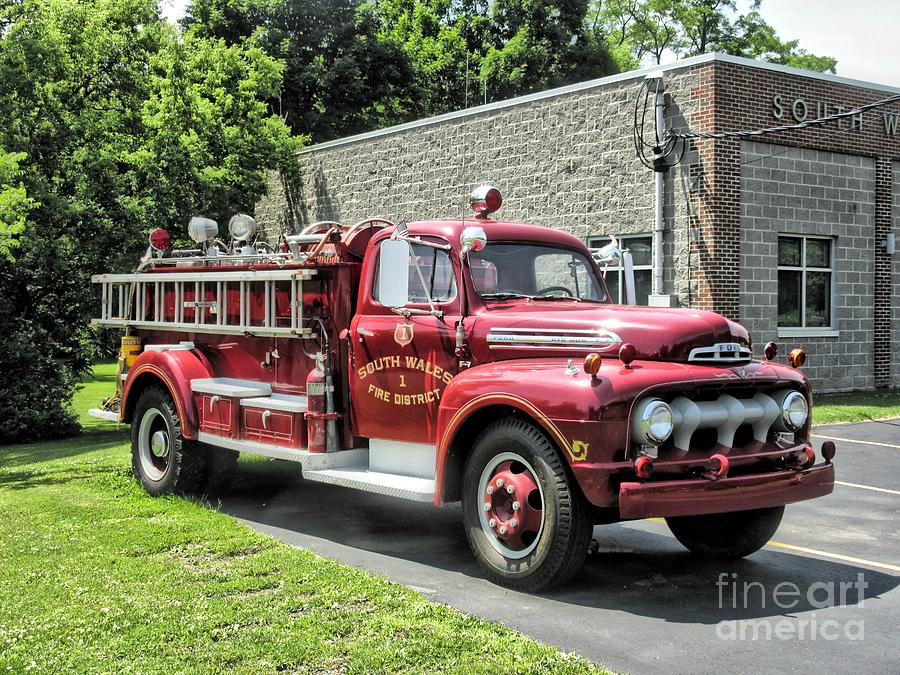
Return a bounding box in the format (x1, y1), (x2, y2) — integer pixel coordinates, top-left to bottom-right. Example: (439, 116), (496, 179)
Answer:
(764, 341), (778, 361)
(148, 228), (171, 252)
(470, 185), (502, 219)
(619, 343), (636, 368)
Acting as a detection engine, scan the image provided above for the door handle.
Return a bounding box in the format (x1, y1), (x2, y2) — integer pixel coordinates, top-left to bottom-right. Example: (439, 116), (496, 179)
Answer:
(209, 395), (220, 413)
(261, 409), (271, 430)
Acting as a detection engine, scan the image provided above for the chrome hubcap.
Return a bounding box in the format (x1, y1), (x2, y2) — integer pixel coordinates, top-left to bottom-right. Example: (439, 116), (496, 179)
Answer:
(150, 430), (169, 458)
(138, 408), (171, 482)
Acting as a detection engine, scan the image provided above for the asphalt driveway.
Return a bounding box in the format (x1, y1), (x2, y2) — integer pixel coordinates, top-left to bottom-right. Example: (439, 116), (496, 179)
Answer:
(215, 418), (900, 674)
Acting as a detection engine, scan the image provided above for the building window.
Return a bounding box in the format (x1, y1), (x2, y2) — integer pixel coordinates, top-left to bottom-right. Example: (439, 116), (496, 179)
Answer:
(588, 234), (653, 305)
(777, 235), (833, 329)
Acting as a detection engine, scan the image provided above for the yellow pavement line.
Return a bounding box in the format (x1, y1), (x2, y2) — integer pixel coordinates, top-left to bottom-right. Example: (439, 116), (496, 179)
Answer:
(764, 541), (900, 574)
(835, 480), (900, 496)
(645, 518), (900, 574)
(811, 433), (900, 450)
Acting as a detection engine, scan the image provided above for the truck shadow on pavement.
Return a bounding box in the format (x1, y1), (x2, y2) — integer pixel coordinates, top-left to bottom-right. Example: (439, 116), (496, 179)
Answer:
(213, 457), (898, 625)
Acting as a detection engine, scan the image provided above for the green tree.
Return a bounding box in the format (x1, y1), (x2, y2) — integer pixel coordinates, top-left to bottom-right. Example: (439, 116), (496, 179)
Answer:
(187, 0), (416, 140)
(0, 0), (300, 443)
(0, 151), (36, 262)
(590, 0), (836, 72)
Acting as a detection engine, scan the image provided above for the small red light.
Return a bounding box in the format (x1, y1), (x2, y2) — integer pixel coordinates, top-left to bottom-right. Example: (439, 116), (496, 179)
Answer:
(149, 228), (171, 251)
(764, 341), (778, 361)
(484, 188), (502, 212)
(706, 453), (729, 480)
(796, 445), (815, 468)
(583, 352), (602, 377)
(619, 343), (636, 367)
(821, 440), (836, 463)
(634, 455), (654, 479)
(788, 348), (807, 368)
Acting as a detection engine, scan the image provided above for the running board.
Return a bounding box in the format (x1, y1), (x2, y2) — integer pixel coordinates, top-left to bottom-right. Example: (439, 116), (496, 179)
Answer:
(88, 408), (120, 422)
(301, 466), (435, 502)
(196, 432), (367, 470)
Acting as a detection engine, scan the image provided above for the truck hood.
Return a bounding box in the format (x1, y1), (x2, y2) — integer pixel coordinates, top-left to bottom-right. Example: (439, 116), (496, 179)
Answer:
(468, 301), (750, 364)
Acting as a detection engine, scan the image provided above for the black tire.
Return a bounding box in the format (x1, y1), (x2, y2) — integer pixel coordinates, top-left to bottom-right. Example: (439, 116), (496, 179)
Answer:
(665, 506), (785, 559)
(131, 385), (205, 496)
(461, 418), (593, 591)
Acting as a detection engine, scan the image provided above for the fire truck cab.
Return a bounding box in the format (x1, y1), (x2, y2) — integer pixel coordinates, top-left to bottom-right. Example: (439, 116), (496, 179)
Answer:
(91, 187), (835, 591)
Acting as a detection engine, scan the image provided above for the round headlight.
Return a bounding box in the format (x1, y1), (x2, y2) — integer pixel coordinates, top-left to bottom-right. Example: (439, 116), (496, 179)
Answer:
(633, 398), (674, 445)
(228, 213), (257, 242)
(780, 391), (808, 431)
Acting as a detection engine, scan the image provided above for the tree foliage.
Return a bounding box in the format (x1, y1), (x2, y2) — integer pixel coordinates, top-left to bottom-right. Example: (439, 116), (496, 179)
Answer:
(0, 0), (301, 443)
(591, 0), (836, 72)
(0, 151), (36, 262)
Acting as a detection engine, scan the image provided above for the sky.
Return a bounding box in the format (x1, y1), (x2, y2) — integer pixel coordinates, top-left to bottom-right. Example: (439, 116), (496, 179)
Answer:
(160, 0), (900, 87)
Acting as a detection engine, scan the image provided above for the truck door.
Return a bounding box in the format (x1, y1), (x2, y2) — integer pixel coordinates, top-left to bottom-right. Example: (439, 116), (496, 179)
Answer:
(350, 238), (460, 444)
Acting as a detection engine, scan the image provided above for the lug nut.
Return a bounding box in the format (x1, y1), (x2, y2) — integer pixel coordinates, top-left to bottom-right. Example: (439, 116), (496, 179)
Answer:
(506, 485), (515, 494)
(483, 502), (491, 511)
(499, 526), (508, 535)
(510, 519), (518, 528)
(512, 501), (521, 511)
(486, 485), (494, 495)
(495, 478), (504, 488)
(488, 518), (496, 528)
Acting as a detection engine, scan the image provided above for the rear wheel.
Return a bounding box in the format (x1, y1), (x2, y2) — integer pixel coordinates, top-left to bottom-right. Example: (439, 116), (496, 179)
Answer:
(461, 418), (593, 591)
(131, 386), (205, 496)
(665, 506), (785, 559)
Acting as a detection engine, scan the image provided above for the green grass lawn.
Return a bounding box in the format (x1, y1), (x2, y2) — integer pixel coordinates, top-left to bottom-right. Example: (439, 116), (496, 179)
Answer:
(814, 389), (900, 425)
(0, 364), (603, 674)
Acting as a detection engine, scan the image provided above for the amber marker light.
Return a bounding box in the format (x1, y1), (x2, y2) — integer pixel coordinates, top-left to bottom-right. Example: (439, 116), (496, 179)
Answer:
(619, 342), (636, 368)
(583, 352), (602, 379)
(788, 348), (807, 369)
(764, 341), (778, 361)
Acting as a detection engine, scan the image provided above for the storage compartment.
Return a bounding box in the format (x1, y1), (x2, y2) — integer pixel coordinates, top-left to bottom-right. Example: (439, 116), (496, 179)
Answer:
(191, 378), (273, 438)
(196, 393), (235, 436)
(239, 394), (307, 447)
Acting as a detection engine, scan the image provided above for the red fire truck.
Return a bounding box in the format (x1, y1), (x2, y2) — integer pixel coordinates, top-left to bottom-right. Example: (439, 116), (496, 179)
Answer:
(90, 186), (835, 590)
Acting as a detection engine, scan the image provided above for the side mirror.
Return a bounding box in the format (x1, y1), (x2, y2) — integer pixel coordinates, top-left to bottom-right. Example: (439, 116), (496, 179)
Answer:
(378, 239), (411, 307)
(460, 226), (487, 255)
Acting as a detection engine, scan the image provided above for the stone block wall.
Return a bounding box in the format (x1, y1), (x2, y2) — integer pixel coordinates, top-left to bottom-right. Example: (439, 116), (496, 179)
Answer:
(740, 141), (876, 391)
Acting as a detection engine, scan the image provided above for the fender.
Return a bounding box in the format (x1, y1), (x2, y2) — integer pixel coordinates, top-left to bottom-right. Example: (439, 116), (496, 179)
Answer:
(434, 360), (603, 505)
(120, 347), (217, 439)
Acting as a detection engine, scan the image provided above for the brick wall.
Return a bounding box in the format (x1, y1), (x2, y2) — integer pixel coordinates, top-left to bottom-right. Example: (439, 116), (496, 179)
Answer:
(740, 141), (876, 391)
(894, 163), (900, 388)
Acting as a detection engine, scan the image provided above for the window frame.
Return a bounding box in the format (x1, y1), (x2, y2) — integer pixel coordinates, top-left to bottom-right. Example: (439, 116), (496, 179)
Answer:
(370, 237), (459, 311)
(776, 234), (838, 338)
(586, 233), (654, 305)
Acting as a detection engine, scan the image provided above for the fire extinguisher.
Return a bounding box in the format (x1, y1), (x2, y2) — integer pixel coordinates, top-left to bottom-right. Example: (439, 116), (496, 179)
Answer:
(306, 353), (327, 453)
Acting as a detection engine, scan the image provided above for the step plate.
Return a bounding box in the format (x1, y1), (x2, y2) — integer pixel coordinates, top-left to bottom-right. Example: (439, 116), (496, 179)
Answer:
(302, 467), (435, 502)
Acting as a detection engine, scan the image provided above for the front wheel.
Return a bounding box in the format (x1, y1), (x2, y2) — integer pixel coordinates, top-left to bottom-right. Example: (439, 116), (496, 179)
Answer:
(461, 418), (593, 591)
(665, 506), (785, 559)
(131, 385), (205, 496)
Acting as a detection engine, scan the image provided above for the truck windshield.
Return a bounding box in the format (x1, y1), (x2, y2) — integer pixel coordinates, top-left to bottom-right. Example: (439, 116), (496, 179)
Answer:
(469, 243), (608, 302)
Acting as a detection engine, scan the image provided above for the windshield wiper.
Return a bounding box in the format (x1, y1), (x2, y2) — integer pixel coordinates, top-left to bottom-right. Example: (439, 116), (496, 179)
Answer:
(480, 292), (533, 300)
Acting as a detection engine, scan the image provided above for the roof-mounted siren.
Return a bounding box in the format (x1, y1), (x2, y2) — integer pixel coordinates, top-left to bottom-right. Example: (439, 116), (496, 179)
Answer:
(470, 184), (502, 219)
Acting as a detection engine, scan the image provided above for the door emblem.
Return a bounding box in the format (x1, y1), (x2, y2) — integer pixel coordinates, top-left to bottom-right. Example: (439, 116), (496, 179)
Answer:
(394, 322), (414, 347)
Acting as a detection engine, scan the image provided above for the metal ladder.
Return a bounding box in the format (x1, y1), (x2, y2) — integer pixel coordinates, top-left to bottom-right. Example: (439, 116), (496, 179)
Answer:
(92, 267), (317, 338)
